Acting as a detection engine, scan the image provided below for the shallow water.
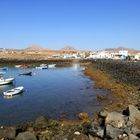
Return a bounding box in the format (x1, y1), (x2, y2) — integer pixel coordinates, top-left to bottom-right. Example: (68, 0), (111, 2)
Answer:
(0, 64), (109, 125)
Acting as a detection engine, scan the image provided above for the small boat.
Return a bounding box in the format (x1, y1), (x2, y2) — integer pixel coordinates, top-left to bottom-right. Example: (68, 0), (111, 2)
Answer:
(15, 65), (22, 68)
(48, 64), (56, 68)
(36, 64), (48, 69)
(3, 86), (24, 96)
(0, 72), (6, 75)
(19, 65), (29, 69)
(0, 67), (8, 70)
(0, 78), (15, 85)
(36, 66), (48, 69)
(19, 71), (32, 76)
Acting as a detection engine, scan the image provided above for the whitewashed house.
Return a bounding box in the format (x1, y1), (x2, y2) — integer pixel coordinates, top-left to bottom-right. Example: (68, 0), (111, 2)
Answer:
(134, 53), (140, 60)
(86, 51), (112, 59)
(118, 50), (128, 59)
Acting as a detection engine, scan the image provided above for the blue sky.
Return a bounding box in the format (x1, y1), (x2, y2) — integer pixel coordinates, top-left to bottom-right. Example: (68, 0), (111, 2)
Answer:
(0, 0), (140, 50)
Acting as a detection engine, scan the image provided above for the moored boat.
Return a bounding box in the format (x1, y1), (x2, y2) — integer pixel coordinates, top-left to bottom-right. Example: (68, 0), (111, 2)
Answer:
(19, 71), (32, 76)
(19, 65), (30, 69)
(48, 64), (56, 68)
(3, 86), (24, 96)
(0, 78), (15, 85)
(36, 64), (48, 69)
(0, 72), (6, 75)
(15, 65), (22, 68)
(0, 67), (8, 70)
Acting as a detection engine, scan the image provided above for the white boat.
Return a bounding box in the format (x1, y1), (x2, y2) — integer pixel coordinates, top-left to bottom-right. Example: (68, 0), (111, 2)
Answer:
(36, 64), (48, 69)
(0, 78), (15, 85)
(15, 65), (22, 68)
(36, 66), (48, 69)
(0, 72), (6, 75)
(48, 64), (56, 68)
(3, 86), (24, 96)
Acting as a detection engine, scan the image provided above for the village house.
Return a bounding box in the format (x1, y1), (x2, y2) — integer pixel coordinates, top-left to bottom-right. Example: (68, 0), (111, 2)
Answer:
(118, 50), (128, 59)
(87, 51), (112, 59)
(134, 53), (140, 60)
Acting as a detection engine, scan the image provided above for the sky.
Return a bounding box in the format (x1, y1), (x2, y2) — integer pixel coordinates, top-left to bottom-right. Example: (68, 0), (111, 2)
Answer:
(0, 0), (140, 50)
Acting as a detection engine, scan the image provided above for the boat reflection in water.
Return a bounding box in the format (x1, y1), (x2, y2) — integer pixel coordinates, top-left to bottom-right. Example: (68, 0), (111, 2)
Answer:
(72, 63), (85, 71)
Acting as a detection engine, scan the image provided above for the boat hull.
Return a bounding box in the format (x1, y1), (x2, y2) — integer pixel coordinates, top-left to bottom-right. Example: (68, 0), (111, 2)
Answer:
(48, 64), (56, 68)
(36, 66), (48, 69)
(0, 78), (15, 85)
(3, 86), (24, 96)
(19, 72), (32, 76)
(0, 67), (8, 70)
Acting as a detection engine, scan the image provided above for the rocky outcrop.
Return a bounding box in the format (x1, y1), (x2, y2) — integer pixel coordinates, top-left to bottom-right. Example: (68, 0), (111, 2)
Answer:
(1, 105), (140, 140)
(0, 126), (16, 139)
(88, 105), (140, 139)
(105, 112), (126, 128)
(16, 131), (37, 140)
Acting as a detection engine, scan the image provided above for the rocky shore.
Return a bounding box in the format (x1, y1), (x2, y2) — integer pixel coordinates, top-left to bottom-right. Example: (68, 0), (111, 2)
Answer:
(1, 105), (140, 140)
(0, 59), (140, 140)
(85, 60), (140, 112)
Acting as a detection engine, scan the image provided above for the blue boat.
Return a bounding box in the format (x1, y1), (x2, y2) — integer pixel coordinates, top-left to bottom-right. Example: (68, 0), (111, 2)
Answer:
(0, 67), (8, 70)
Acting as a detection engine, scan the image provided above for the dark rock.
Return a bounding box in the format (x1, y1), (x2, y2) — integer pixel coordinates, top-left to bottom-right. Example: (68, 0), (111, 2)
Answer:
(34, 116), (48, 130)
(128, 133), (139, 140)
(16, 131), (37, 140)
(122, 107), (129, 116)
(0, 126), (16, 139)
(106, 125), (123, 139)
(88, 121), (104, 138)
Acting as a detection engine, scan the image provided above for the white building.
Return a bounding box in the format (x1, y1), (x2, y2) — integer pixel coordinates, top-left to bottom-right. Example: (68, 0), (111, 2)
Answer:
(134, 53), (140, 60)
(87, 51), (112, 59)
(119, 50), (128, 57)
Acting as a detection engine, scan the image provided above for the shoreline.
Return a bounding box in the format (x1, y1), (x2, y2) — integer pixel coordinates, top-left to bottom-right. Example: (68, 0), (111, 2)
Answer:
(84, 60), (139, 112)
(0, 59), (140, 139)
(0, 58), (92, 65)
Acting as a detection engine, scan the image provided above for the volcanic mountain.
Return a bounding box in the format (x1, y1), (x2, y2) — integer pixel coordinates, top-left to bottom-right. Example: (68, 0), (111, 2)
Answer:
(105, 47), (138, 52)
(25, 45), (49, 50)
(60, 46), (79, 52)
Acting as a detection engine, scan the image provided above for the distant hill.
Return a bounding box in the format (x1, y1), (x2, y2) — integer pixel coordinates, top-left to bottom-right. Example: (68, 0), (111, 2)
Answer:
(105, 47), (138, 52)
(25, 45), (49, 50)
(60, 46), (79, 52)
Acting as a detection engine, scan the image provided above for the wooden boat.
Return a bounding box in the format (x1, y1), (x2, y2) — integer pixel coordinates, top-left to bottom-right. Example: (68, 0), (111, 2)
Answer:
(0, 78), (15, 85)
(3, 86), (24, 96)
(0, 67), (8, 70)
(19, 71), (32, 76)
(48, 64), (56, 68)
